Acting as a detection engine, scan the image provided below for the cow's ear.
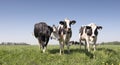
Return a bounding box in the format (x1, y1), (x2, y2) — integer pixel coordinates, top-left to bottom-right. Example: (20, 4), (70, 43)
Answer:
(59, 21), (64, 25)
(86, 26), (91, 29)
(48, 26), (53, 32)
(97, 26), (102, 30)
(70, 20), (76, 25)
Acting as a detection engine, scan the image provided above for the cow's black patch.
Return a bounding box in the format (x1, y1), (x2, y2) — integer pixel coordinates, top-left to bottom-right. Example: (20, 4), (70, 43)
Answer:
(58, 27), (66, 35)
(59, 21), (65, 25)
(67, 29), (72, 38)
(85, 26), (92, 36)
(64, 22), (67, 28)
(34, 22), (49, 38)
(94, 28), (98, 36)
(70, 20), (76, 25)
(97, 26), (102, 29)
(59, 21), (68, 28)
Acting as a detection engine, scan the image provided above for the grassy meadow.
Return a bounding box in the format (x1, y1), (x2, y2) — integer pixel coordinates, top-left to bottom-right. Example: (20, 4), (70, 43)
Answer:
(0, 45), (120, 65)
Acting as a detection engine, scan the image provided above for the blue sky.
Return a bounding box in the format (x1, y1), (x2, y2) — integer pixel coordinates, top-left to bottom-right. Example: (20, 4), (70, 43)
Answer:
(0, 0), (120, 45)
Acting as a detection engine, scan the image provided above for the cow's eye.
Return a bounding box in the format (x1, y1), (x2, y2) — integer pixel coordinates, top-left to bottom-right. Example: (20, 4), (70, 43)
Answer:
(64, 23), (67, 28)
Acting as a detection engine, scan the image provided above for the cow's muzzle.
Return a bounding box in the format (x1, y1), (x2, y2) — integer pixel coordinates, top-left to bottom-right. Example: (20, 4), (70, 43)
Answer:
(92, 36), (95, 38)
(66, 28), (71, 33)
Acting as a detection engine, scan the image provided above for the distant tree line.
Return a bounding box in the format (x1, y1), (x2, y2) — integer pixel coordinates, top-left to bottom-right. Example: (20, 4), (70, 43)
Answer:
(0, 42), (30, 45)
(100, 41), (120, 45)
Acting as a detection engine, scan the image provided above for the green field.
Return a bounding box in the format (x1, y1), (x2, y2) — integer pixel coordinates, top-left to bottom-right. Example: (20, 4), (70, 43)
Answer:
(0, 45), (120, 65)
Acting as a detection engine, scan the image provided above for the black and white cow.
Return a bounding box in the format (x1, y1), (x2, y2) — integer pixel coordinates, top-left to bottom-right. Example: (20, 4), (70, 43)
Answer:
(79, 23), (102, 52)
(57, 18), (76, 54)
(34, 22), (53, 53)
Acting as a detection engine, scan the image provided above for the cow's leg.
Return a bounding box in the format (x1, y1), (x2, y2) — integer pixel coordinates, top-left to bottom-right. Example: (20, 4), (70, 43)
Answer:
(66, 41), (70, 53)
(45, 37), (49, 46)
(42, 42), (47, 53)
(41, 42), (45, 53)
(65, 37), (70, 53)
(86, 39), (90, 52)
(79, 33), (82, 49)
(59, 41), (64, 55)
(62, 41), (64, 54)
(38, 38), (45, 53)
(60, 43), (62, 55)
(43, 37), (49, 53)
(67, 45), (70, 53)
(42, 46), (46, 53)
(79, 39), (82, 49)
(93, 39), (97, 52)
(59, 36), (62, 55)
(59, 40), (62, 55)
(38, 38), (42, 50)
(39, 37), (46, 53)
(84, 40), (87, 50)
(93, 44), (96, 52)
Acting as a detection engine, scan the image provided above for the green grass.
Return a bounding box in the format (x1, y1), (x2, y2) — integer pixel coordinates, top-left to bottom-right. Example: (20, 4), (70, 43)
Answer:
(0, 45), (120, 65)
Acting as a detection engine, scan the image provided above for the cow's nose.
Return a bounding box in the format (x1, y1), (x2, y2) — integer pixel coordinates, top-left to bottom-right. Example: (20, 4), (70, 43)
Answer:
(92, 36), (95, 38)
(68, 28), (71, 31)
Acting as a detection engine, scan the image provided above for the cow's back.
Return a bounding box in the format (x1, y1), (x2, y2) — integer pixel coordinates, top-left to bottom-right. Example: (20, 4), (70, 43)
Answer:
(34, 22), (49, 38)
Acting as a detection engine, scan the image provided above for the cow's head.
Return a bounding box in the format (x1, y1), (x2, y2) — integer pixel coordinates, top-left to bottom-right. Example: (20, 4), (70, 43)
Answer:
(52, 25), (57, 33)
(86, 23), (102, 38)
(59, 18), (76, 32)
(50, 25), (60, 40)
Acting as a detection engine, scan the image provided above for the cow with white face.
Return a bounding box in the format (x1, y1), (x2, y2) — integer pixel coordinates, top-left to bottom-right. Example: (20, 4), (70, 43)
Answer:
(51, 18), (76, 55)
(79, 23), (102, 52)
(58, 18), (76, 54)
(50, 25), (59, 40)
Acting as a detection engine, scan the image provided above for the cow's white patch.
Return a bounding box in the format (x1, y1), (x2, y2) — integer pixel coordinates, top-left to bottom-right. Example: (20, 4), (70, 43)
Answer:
(51, 25), (60, 40)
(88, 23), (97, 37)
(65, 18), (70, 29)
